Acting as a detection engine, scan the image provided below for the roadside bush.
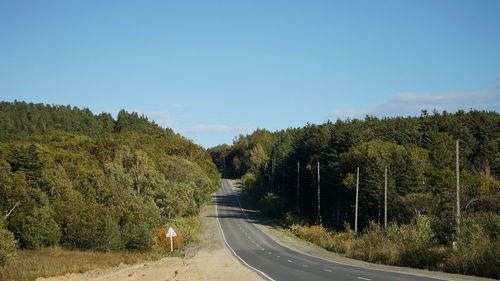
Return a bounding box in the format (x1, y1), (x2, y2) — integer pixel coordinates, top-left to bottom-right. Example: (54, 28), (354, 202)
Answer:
(17, 207), (61, 249)
(452, 212), (500, 278)
(63, 206), (123, 251)
(290, 224), (354, 254)
(154, 217), (201, 252)
(0, 223), (17, 266)
(386, 213), (438, 268)
(241, 172), (256, 189)
(351, 214), (438, 267)
(284, 212), (308, 226)
(258, 192), (285, 218)
(350, 221), (397, 264)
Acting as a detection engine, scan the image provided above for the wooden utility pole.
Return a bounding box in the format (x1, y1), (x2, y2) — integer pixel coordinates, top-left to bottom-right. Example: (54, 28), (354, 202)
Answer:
(456, 140), (460, 230)
(384, 166), (388, 229)
(355, 167), (360, 233)
(317, 161), (322, 225)
(271, 159), (275, 192)
(297, 161), (300, 213)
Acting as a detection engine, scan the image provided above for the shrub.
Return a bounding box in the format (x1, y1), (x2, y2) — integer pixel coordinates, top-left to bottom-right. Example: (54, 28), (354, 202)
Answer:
(351, 221), (397, 264)
(63, 206), (124, 251)
(17, 207), (61, 250)
(153, 217), (200, 252)
(258, 193), (285, 218)
(386, 213), (437, 268)
(452, 212), (500, 279)
(290, 224), (354, 254)
(284, 212), (307, 226)
(241, 172), (256, 189)
(0, 224), (17, 266)
(350, 214), (438, 267)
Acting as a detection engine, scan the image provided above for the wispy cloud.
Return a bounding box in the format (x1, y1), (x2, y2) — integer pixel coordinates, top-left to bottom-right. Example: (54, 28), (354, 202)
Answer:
(168, 104), (189, 108)
(133, 110), (179, 129)
(329, 90), (499, 120)
(133, 109), (255, 140)
(184, 124), (254, 134)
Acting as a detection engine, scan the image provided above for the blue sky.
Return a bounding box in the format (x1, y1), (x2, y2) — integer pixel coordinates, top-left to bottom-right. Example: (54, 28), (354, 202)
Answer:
(1, 1), (499, 148)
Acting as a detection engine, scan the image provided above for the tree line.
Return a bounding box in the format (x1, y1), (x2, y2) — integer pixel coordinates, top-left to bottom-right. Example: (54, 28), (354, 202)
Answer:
(209, 110), (499, 241)
(0, 101), (219, 264)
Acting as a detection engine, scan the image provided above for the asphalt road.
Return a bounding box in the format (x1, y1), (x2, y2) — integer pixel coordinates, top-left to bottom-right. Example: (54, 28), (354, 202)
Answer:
(216, 179), (447, 281)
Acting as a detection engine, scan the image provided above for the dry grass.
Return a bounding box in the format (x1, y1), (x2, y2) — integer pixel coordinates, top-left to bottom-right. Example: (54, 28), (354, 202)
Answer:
(0, 216), (203, 281)
(290, 224), (355, 254)
(0, 246), (159, 281)
(154, 217), (201, 252)
(289, 214), (499, 279)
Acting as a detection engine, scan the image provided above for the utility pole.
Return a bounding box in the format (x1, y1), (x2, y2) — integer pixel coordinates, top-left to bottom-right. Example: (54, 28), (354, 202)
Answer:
(456, 140), (460, 231)
(271, 159), (275, 193)
(297, 161), (300, 213)
(355, 167), (359, 233)
(384, 166), (388, 229)
(317, 161), (321, 225)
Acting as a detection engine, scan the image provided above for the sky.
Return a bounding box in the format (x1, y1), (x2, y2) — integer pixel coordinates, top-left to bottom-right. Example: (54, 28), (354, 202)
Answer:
(1, 0), (499, 148)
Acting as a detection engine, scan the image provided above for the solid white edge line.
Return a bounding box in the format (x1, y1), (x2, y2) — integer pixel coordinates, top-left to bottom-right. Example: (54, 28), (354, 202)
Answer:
(227, 179), (452, 281)
(215, 181), (276, 281)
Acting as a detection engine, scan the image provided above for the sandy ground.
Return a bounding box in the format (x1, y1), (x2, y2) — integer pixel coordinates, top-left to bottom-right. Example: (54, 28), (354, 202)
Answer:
(37, 198), (264, 281)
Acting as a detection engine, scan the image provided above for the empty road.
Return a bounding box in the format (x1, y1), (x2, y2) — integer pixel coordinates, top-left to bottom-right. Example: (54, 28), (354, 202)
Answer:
(216, 179), (446, 281)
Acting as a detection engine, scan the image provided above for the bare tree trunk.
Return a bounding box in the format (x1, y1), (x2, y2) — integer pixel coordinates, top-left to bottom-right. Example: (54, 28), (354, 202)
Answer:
(4, 201), (21, 220)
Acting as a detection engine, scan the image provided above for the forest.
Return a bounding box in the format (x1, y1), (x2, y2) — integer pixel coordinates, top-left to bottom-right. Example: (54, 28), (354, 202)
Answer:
(209, 109), (499, 278)
(0, 101), (219, 265)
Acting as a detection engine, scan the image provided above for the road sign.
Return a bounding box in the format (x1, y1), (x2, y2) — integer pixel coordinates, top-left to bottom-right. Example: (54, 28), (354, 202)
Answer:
(166, 227), (177, 237)
(166, 227), (176, 252)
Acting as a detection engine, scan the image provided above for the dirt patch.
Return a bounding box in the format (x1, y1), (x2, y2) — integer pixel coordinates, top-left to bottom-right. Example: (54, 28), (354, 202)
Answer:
(37, 198), (264, 281)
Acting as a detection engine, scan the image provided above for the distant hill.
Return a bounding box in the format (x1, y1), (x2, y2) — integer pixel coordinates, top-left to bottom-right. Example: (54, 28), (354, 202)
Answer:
(0, 101), (173, 140)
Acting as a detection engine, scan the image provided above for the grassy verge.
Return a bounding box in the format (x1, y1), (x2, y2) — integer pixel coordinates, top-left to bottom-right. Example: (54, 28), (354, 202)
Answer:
(0, 216), (202, 281)
(0, 247), (160, 281)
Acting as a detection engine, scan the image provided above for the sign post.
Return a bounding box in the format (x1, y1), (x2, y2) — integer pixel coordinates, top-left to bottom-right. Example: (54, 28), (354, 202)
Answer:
(165, 227), (177, 252)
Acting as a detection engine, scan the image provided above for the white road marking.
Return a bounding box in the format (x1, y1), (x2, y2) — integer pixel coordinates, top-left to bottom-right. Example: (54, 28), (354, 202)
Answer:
(287, 259), (293, 263)
(267, 252), (272, 254)
(276, 255), (280, 258)
(215, 189), (276, 281)
(357, 277), (371, 281)
(323, 269), (332, 272)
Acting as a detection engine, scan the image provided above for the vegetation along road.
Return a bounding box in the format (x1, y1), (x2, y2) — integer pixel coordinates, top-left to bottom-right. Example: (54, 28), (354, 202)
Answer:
(217, 179), (445, 281)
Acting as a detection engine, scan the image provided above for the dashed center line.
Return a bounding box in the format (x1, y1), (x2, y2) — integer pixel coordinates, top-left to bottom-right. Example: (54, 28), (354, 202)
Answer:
(287, 259), (293, 263)
(357, 277), (371, 281)
(323, 269), (332, 272)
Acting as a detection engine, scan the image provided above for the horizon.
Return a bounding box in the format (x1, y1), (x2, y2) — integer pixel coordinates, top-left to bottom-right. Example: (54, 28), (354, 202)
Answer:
(1, 1), (499, 147)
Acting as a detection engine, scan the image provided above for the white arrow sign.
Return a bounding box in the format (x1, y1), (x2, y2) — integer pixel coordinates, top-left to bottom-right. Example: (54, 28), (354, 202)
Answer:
(166, 227), (177, 237)
(166, 227), (176, 252)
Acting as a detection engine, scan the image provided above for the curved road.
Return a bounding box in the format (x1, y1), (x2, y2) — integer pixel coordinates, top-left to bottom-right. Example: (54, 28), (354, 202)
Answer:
(216, 179), (446, 281)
